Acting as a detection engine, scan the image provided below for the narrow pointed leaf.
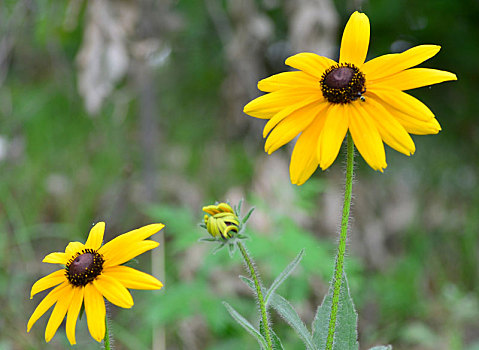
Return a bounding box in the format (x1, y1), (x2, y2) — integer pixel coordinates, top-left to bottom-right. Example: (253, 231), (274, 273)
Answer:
(312, 273), (359, 350)
(242, 207), (255, 224)
(260, 319), (284, 350)
(240, 276), (316, 350)
(223, 301), (268, 350)
(265, 249), (305, 305)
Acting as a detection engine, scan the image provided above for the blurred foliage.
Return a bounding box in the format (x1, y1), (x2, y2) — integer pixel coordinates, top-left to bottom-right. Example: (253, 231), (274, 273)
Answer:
(0, 0), (478, 349)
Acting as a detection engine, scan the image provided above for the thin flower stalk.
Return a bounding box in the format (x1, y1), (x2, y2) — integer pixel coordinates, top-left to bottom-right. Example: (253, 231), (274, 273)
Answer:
(326, 133), (354, 349)
(237, 241), (273, 350)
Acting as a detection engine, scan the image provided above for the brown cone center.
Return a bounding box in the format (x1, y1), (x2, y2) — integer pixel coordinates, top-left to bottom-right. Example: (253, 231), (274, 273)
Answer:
(323, 67), (355, 89)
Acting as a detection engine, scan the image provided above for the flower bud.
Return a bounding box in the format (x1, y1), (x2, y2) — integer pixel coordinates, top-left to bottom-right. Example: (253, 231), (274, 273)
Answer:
(203, 203), (240, 240)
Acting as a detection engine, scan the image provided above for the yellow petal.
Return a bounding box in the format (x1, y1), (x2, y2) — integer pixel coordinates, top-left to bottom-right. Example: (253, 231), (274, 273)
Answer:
(99, 224), (164, 262)
(369, 68), (457, 91)
(285, 53), (336, 79)
(103, 266), (163, 290)
(30, 269), (66, 299)
(45, 286), (74, 342)
(27, 281), (70, 332)
(349, 103), (387, 171)
(339, 11), (370, 66)
(65, 241), (85, 256)
(102, 240), (159, 268)
(264, 100), (327, 154)
(319, 104), (350, 170)
(244, 88), (321, 119)
(361, 95), (416, 155)
(66, 286), (84, 345)
(85, 222), (105, 250)
(84, 283), (106, 342)
(258, 71), (318, 92)
(263, 95), (323, 137)
(387, 107), (442, 135)
(42, 252), (68, 264)
(369, 87), (434, 121)
(370, 91), (442, 135)
(363, 45), (441, 80)
(290, 113), (327, 185)
(93, 274), (134, 308)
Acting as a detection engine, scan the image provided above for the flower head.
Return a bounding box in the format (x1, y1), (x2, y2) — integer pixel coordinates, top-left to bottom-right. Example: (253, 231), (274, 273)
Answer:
(203, 203), (240, 240)
(27, 222), (164, 344)
(243, 11), (457, 185)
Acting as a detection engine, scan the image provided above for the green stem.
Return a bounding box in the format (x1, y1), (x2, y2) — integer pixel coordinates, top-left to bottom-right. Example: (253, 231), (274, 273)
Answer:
(325, 132), (355, 350)
(237, 241), (273, 350)
(104, 316), (111, 350)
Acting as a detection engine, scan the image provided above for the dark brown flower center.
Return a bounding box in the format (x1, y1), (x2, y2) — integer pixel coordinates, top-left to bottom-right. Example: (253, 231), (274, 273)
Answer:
(66, 249), (104, 287)
(320, 63), (366, 104)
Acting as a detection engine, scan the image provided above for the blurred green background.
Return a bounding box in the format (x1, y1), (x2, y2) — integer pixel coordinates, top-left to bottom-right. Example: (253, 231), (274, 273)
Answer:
(0, 0), (477, 349)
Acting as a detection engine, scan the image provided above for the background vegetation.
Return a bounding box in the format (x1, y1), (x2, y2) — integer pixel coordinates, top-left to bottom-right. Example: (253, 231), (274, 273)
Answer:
(0, 0), (477, 349)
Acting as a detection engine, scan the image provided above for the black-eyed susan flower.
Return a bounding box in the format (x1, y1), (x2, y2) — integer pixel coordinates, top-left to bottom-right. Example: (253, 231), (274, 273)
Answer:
(203, 203), (240, 240)
(243, 11), (457, 185)
(27, 222), (164, 344)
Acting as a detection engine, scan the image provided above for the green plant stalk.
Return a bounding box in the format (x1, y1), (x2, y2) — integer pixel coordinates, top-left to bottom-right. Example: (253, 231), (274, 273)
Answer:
(104, 316), (111, 350)
(325, 132), (355, 350)
(237, 241), (273, 350)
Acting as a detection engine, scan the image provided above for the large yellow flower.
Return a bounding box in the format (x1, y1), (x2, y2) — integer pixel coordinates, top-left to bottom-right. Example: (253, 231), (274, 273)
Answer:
(27, 222), (164, 344)
(243, 11), (457, 185)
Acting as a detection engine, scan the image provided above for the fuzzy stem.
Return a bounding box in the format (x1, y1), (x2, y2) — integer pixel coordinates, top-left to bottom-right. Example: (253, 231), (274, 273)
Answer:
(237, 241), (273, 350)
(104, 316), (111, 350)
(325, 132), (355, 350)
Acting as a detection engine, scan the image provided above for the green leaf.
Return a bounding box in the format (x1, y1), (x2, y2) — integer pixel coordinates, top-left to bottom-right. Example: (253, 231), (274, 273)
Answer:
(240, 276), (316, 350)
(368, 346), (392, 350)
(312, 273), (358, 350)
(242, 207), (255, 225)
(269, 293), (317, 350)
(260, 319), (284, 350)
(265, 249), (305, 306)
(223, 302), (268, 350)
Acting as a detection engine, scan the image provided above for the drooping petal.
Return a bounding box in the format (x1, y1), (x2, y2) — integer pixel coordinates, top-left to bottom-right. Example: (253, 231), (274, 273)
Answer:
(369, 87), (434, 121)
(27, 281), (70, 332)
(363, 45), (441, 80)
(263, 95), (323, 137)
(102, 240), (159, 268)
(339, 11), (370, 66)
(85, 222), (105, 250)
(370, 91), (442, 135)
(42, 252), (69, 265)
(103, 265), (163, 290)
(349, 103), (387, 171)
(369, 68), (457, 91)
(361, 95), (416, 155)
(30, 270), (66, 299)
(66, 286), (84, 345)
(93, 274), (134, 308)
(264, 100), (328, 154)
(45, 286), (75, 342)
(290, 112), (328, 185)
(285, 53), (336, 79)
(258, 71), (318, 92)
(319, 104), (350, 170)
(84, 283), (106, 342)
(243, 88), (321, 119)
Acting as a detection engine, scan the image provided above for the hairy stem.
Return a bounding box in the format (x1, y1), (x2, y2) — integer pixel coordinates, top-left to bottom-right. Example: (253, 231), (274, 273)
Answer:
(237, 241), (273, 350)
(326, 132), (354, 350)
(104, 315), (111, 350)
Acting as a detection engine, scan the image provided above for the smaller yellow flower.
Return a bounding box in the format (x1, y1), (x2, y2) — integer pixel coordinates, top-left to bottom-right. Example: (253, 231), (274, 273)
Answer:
(27, 222), (164, 344)
(203, 203), (240, 240)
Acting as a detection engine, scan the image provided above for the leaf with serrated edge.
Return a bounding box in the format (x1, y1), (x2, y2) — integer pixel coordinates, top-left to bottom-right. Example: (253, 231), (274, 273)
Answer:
(312, 272), (359, 350)
(223, 302), (268, 350)
(265, 249), (305, 305)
